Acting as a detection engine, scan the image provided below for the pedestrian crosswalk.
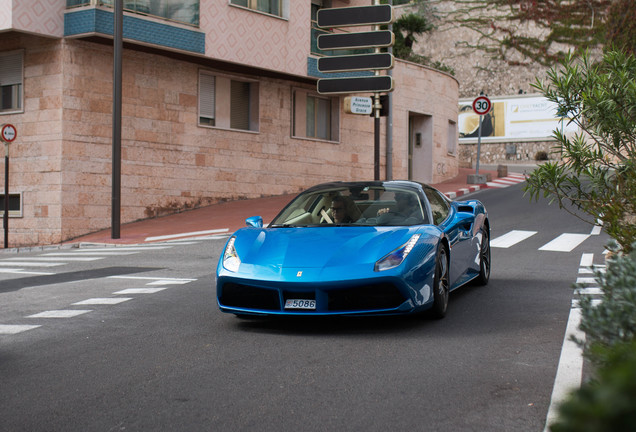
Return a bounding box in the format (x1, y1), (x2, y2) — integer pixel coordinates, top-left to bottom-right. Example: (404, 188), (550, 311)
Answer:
(0, 241), (212, 336)
(491, 225), (602, 252)
(1, 274), (197, 335)
(0, 244), (176, 275)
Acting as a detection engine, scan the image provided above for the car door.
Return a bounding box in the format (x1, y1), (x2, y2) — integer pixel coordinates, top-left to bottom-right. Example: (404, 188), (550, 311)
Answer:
(424, 187), (473, 289)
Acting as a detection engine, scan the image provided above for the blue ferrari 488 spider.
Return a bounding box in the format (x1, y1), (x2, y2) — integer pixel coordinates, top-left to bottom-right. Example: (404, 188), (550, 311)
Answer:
(216, 181), (490, 318)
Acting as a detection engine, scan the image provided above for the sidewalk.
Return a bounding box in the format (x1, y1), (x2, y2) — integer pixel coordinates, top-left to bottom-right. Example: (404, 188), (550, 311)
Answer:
(68, 166), (525, 246)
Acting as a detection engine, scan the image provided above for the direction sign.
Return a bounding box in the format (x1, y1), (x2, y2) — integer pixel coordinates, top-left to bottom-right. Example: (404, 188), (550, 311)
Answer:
(318, 53), (394, 73)
(472, 95), (492, 115)
(1, 124), (17, 143)
(317, 30), (394, 51)
(317, 76), (394, 95)
(317, 4), (394, 28)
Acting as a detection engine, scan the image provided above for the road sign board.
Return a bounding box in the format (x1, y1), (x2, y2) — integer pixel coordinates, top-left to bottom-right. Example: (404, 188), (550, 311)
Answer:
(317, 76), (394, 95)
(317, 30), (394, 51)
(318, 53), (394, 73)
(317, 5), (394, 28)
(472, 95), (492, 115)
(1, 124), (16, 143)
(344, 96), (373, 115)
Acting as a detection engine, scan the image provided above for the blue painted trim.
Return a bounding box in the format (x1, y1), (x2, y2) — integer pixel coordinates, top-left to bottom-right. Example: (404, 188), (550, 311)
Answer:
(64, 9), (205, 54)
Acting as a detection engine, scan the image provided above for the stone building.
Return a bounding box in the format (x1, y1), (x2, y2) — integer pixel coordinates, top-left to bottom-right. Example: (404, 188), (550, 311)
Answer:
(1, 0), (460, 247)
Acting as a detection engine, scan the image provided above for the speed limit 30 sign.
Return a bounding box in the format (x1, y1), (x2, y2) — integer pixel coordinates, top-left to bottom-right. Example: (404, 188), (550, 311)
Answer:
(472, 95), (492, 116)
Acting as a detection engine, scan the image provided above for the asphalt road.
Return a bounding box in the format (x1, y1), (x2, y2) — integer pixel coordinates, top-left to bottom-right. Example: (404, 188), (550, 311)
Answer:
(0, 182), (609, 432)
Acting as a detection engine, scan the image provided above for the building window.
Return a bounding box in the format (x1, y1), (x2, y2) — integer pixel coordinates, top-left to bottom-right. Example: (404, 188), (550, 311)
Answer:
(231, 0), (282, 17)
(90, 1), (200, 27)
(0, 51), (23, 113)
(448, 120), (457, 154)
(0, 192), (23, 218)
(199, 71), (259, 132)
(293, 89), (338, 142)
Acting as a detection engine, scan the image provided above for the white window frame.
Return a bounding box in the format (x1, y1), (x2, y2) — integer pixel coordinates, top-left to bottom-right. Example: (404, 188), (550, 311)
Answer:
(0, 50), (24, 114)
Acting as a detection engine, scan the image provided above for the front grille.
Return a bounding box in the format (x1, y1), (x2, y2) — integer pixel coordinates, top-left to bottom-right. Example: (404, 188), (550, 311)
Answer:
(328, 283), (405, 311)
(220, 283), (280, 311)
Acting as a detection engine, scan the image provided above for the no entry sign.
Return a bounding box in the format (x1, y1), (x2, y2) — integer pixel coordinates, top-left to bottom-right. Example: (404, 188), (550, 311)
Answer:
(472, 96), (492, 115)
(1, 124), (17, 143)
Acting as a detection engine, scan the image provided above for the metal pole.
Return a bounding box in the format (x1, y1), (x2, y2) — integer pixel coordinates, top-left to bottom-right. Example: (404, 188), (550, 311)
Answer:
(4, 142), (8, 248)
(475, 115), (483, 176)
(374, 93), (381, 180)
(386, 0), (393, 180)
(373, 0), (381, 181)
(112, 0), (123, 239)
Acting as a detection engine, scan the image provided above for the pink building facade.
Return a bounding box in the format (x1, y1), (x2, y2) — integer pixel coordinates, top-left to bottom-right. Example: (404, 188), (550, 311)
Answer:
(0, 0), (459, 247)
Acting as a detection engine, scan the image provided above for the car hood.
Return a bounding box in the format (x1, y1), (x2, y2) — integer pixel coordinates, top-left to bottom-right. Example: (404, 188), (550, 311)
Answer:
(234, 226), (422, 270)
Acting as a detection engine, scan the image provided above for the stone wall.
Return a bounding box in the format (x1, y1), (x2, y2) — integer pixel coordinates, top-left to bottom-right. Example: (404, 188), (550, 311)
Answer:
(1, 33), (460, 247)
(458, 140), (556, 168)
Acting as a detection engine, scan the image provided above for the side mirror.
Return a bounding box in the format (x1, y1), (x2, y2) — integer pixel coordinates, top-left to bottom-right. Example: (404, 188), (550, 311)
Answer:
(245, 216), (263, 228)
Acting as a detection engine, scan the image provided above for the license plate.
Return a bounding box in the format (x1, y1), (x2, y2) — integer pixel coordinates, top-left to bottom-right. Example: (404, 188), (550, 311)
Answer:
(284, 299), (316, 310)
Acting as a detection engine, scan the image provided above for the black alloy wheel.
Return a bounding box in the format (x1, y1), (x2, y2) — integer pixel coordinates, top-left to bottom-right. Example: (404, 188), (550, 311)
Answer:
(431, 245), (450, 319)
(475, 226), (491, 286)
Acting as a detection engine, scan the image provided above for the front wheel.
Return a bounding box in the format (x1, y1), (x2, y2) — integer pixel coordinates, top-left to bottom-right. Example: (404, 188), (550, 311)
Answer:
(430, 245), (450, 319)
(474, 227), (491, 286)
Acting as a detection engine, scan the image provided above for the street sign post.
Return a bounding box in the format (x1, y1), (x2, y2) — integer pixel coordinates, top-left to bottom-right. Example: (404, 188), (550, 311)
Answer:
(316, 3), (395, 181)
(1, 124), (16, 249)
(468, 96), (493, 184)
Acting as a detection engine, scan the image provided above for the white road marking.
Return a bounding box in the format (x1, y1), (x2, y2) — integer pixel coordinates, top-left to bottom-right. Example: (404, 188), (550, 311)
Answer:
(574, 287), (603, 295)
(27, 310), (92, 318)
(0, 324), (41, 334)
(576, 277), (598, 285)
(590, 225), (602, 235)
(0, 261), (65, 267)
(3, 256), (102, 262)
(75, 246), (172, 252)
(543, 302), (585, 432)
(72, 298), (132, 305)
(145, 228), (229, 242)
(146, 279), (193, 285)
(113, 288), (167, 294)
(42, 251), (139, 256)
(579, 253), (594, 267)
(108, 275), (196, 283)
(539, 233), (590, 252)
(0, 269), (55, 275)
(491, 230), (537, 248)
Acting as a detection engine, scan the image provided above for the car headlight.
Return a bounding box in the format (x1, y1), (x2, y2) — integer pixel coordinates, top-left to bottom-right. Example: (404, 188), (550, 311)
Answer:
(222, 236), (241, 272)
(375, 234), (421, 272)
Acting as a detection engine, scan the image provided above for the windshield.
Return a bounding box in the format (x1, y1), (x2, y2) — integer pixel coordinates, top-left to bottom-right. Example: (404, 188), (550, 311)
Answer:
(270, 185), (429, 227)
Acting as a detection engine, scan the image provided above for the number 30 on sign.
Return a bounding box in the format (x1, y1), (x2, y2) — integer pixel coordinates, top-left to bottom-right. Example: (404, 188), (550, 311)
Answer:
(472, 96), (492, 116)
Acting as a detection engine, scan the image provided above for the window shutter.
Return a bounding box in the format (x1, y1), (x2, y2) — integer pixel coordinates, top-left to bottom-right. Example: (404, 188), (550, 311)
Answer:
(0, 52), (23, 86)
(230, 80), (250, 130)
(199, 73), (215, 121)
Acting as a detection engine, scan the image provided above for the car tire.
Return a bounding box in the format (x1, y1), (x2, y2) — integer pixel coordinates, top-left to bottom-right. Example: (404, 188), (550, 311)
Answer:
(474, 226), (491, 286)
(431, 245), (450, 319)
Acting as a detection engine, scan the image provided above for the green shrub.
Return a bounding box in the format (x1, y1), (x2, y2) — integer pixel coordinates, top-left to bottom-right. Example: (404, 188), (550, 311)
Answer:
(549, 341), (636, 432)
(576, 242), (636, 365)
